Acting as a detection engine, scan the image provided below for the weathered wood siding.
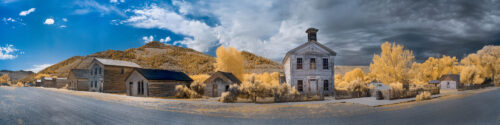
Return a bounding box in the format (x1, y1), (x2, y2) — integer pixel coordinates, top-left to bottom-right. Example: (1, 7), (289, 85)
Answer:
(148, 81), (190, 97)
(284, 43), (335, 97)
(204, 78), (234, 97)
(103, 66), (135, 93)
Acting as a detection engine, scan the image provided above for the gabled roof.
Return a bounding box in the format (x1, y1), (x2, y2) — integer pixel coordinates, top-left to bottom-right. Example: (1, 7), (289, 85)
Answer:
(135, 68), (193, 81)
(204, 71), (241, 84)
(439, 74), (460, 81)
(283, 41), (337, 63)
(94, 58), (141, 68)
(69, 69), (89, 79)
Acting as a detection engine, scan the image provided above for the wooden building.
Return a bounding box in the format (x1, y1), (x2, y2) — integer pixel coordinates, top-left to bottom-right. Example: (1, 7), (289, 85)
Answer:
(41, 77), (55, 88)
(282, 28), (336, 97)
(55, 78), (68, 88)
(88, 58), (141, 93)
(439, 74), (460, 90)
(67, 69), (89, 91)
(203, 71), (241, 97)
(125, 68), (193, 97)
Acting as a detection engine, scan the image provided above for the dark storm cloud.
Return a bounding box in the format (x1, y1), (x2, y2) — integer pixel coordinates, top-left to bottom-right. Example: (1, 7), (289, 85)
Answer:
(309, 0), (500, 65)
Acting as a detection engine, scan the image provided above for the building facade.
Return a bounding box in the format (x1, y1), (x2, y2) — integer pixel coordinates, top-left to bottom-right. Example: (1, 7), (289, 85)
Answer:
(67, 69), (89, 91)
(203, 71), (242, 97)
(88, 58), (141, 93)
(283, 28), (336, 97)
(439, 74), (460, 90)
(125, 68), (193, 97)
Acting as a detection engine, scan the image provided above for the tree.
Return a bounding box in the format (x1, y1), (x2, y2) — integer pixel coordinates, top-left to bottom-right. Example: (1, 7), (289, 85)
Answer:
(0, 74), (10, 84)
(214, 46), (245, 81)
(344, 68), (365, 83)
(409, 55), (460, 84)
(369, 42), (415, 84)
(460, 66), (484, 85)
(461, 46), (500, 85)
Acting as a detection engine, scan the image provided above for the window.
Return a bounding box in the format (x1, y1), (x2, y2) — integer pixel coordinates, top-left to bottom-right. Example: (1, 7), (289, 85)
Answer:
(90, 81), (93, 88)
(99, 67), (102, 74)
(225, 85), (230, 92)
(323, 58), (328, 69)
(94, 68), (97, 75)
(296, 58), (303, 69)
(121, 68), (124, 75)
(324, 80), (329, 90)
(310, 58), (316, 69)
(297, 80), (303, 92)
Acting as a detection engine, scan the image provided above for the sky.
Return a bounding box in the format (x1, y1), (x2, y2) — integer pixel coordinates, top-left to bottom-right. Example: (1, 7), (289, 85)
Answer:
(1, 0), (500, 73)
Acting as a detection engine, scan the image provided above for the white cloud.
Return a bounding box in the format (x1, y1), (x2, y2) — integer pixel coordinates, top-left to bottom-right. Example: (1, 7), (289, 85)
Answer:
(2, 0), (18, 4)
(62, 18), (68, 22)
(123, 5), (220, 52)
(19, 8), (35, 16)
(142, 35), (154, 43)
(60, 25), (67, 28)
(26, 64), (52, 73)
(160, 36), (171, 43)
(3, 17), (16, 23)
(44, 18), (54, 25)
(74, 0), (125, 16)
(110, 0), (124, 3)
(0, 44), (19, 60)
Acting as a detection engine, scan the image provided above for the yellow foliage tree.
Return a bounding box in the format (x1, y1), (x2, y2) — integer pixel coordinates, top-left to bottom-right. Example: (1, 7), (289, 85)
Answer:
(369, 42), (415, 84)
(344, 68), (365, 83)
(214, 46), (244, 81)
(461, 46), (500, 85)
(245, 72), (280, 86)
(189, 74), (210, 84)
(409, 55), (460, 84)
(0, 74), (10, 84)
(460, 65), (484, 85)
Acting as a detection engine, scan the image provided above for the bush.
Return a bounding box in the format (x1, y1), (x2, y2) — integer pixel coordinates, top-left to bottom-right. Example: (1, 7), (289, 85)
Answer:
(416, 91), (431, 101)
(175, 85), (201, 98)
(219, 84), (239, 102)
(189, 81), (205, 95)
(273, 84), (301, 102)
(389, 82), (405, 99)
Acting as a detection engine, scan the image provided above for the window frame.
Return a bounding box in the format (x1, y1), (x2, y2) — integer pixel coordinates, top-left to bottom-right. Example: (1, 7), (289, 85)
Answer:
(296, 58), (303, 69)
(297, 80), (303, 92)
(310, 58), (316, 70)
(322, 58), (329, 70)
(323, 80), (329, 90)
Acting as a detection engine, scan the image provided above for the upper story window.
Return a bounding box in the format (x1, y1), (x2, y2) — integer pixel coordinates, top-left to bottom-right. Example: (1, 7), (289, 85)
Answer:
(310, 58), (316, 69)
(94, 68), (98, 75)
(297, 80), (303, 92)
(121, 68), (125, 75)
(296, 58), (303, 69)
(323, 58), (329, 69)
(99, 67), (102, 74)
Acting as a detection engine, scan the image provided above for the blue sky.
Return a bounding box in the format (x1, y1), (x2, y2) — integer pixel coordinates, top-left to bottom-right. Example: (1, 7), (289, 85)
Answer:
(1, 0), (500, 72)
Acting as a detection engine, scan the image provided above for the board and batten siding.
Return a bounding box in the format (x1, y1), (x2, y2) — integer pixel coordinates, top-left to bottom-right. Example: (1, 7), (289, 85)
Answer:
(125, 70), (190, 97)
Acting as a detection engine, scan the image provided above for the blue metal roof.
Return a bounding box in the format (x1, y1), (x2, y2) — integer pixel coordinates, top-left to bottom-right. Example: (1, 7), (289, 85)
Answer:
(136, 68), (193, 81)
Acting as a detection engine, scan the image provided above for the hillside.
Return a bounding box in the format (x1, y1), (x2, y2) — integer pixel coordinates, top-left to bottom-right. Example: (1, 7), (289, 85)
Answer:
(37, 41), (282, 78)
(0, 70), (35, 82)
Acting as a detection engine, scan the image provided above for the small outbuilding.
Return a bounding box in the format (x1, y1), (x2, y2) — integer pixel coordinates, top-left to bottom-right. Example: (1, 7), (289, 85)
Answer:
(41, 77), (55, 88)
(125, 68), (193, 97)
(439, 74), (460, 90)
(203, 71), (242, 97)
(369, 82), (390, 100)
(429, 80), (440, 87)
(67, 69), (89, 91)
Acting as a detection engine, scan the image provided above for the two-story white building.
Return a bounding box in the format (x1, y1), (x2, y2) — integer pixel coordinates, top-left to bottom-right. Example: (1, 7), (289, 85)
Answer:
(283, 28), (336, 97)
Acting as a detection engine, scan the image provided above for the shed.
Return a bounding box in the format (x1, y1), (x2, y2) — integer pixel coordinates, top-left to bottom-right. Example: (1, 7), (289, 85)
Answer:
(203, 71), (242, 97)
(369, 82), (390, 100)
(429, 80), (440, 87)
(439, 74), (460, 90)
(41, 77), (55, 88)
(125, 68), (193, 97)
(67, 69), (89, 91)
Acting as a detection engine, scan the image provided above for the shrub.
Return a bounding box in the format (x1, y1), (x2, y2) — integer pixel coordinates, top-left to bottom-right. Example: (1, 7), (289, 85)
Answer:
(219, 84), (239, 102)
(389, 82), (405, 99)
(416, 91), (431, 101)
(175, 85), (201, 98)
(189, 81), (205, 95)
(273, 84), (301, 102)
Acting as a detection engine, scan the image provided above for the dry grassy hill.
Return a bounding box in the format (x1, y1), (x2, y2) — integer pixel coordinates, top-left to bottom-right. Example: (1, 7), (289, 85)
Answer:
(37, 41), (282, 78)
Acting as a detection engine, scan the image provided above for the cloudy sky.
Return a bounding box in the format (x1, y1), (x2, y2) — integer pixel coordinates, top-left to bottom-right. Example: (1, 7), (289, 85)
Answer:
(1, 0), (500, 72)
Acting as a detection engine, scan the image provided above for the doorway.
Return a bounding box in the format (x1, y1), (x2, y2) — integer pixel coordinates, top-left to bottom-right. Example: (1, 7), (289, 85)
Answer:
(309, 79), (318, 94)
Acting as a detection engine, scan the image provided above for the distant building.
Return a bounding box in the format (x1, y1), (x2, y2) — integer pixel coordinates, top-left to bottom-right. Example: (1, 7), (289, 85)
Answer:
(125, 68), (193, 97)
(203, 71), (242, 97)
(55, 78), (68, 88)
(88, 58), (141, 93)
(67, 69), (89, 91)
(41, 77), (55, 88)
(429, 80), (440, 87)
(35, 79), (42, 86)
(439, 74), (460, 90)
(282, 28), (336, 97)
(369, 82), (390, 100)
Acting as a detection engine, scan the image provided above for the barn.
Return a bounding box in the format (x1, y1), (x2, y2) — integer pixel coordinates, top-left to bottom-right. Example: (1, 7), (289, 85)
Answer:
(203, 71), (241, 97)
(125, 68), (193, 97)
(67, 69), (89, 91)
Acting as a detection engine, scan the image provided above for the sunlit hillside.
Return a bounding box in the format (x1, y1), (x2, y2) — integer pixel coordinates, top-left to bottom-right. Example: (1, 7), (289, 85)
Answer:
(37, 41), (281, 78)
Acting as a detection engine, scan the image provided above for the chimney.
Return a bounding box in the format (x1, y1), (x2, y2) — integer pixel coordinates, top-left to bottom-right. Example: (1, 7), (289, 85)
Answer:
(306, 28), (318, 42)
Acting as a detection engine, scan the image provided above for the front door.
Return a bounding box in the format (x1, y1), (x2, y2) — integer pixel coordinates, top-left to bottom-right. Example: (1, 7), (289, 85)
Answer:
(309, 79), (318, 95)
(129, 82), (133, 96)
(213, 84), (218, 97)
